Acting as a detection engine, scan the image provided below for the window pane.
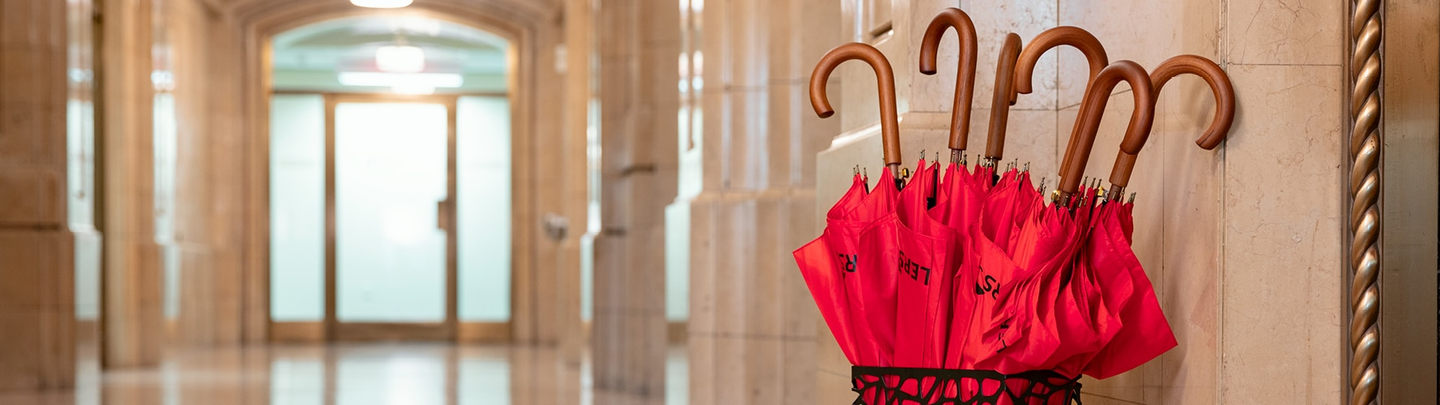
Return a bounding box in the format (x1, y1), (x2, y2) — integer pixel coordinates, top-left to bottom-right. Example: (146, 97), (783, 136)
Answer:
(270, 95), (326, 321)
(335, 102), (449, 323)
(457, 96), (511, 322)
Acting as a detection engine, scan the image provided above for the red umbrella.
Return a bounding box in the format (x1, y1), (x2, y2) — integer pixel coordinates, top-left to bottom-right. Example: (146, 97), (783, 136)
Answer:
(969, 60), (1157, 377)
(1081, 54), (1235, 379)
(800, 42), (906, 370)
(918, 7), (982, 371)
(947, 26), (1112, 371)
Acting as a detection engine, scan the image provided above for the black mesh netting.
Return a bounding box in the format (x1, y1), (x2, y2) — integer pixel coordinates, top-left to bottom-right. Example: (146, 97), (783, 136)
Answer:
(851, 366), (1081, 405)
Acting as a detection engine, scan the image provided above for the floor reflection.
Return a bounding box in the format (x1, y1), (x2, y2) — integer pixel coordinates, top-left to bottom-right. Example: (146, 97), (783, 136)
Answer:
(0, 343), (687, 405)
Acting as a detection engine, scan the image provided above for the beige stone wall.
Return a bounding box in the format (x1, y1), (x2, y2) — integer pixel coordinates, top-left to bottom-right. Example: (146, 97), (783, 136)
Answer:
(0, 0), (76, 391)
(810, 0), (1346, 404)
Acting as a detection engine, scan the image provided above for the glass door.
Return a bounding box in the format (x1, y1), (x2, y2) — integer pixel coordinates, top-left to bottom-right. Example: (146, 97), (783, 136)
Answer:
(326, 95), (458, 340)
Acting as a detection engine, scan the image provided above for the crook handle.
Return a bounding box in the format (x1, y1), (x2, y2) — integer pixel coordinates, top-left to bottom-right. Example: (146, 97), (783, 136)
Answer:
(810, 43), (902, 169)
(983, 33), (1022, 162)
(1014, 26), (1109, 96)
(1058, 61), (1155, 196)
(1013, 27), (1109, 176)
(919, 8), (978, 154)
(1108, 55), (1235, 187)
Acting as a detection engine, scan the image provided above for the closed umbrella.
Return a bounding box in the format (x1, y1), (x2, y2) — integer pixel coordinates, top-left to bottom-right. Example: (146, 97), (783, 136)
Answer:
(797, 42), (903, 369)
(1082, 54), (1235, 379)
(807, 42), (967, 371)
(972, 61), (1157, 378)
(951, 26), (1111, 371)
(918, 7), (982, 372)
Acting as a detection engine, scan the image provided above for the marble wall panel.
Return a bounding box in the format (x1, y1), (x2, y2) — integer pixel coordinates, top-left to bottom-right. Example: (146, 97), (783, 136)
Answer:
(1057, 0), (1222, 108)
(1225, 0), (1344, 66)
(782, 193), (820, 338)
(1221, 64), (1343, 404)
(1156, 76), (1225, 404)
(964, 0), (1059, 111)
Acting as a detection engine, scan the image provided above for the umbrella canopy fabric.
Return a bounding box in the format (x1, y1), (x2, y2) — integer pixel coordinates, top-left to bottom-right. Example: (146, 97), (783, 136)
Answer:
(876, 159), (963, 368)
(1077, 54), (1234, 378)
(1081, 200), (1175, 379)
(844, 170), (900, 366)
(794, 173), (871, 365)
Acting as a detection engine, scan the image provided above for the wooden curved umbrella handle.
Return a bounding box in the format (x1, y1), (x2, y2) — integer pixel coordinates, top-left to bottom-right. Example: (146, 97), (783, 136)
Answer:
(983, 33), (1022, 162)
(1013, 26), (1109, 175)
(1014, 26), (1109, 96)
(1107, 55), (1235, 187)
(1058, 61), (1155, 197)
(810, 43), (902, 169)
(918, 8), (979, 156)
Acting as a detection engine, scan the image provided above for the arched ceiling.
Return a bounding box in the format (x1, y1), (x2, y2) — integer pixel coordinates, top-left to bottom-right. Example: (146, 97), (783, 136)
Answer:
(218, 0), (558, 26)
(271, 15), (510, 93)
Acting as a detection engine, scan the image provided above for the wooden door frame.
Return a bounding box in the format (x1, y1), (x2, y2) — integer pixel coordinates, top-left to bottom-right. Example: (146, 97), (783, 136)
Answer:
(323, 94), (458, 341)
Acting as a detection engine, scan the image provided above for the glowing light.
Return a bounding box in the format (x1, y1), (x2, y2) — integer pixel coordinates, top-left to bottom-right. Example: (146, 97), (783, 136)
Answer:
(376, 45), (425, 73)
(337, 72), (464, 88)
(391, 85), (436, 95)
(350, 0), (412, 8)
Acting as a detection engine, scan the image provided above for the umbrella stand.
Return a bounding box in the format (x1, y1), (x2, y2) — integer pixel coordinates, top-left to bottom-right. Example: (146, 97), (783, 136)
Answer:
(851, 366), (1080, 405)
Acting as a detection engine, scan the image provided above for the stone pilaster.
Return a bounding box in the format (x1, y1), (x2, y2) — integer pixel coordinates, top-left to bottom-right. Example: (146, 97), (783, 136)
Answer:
(686, 0), (842, 403)
(0, 0), (76, 392)
(98, 0), (163, 368)
(591, 0), (678, 404)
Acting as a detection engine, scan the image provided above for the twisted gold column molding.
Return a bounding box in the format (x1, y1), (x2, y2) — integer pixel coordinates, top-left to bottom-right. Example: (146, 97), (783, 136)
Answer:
(1348, 0), (1382, 403)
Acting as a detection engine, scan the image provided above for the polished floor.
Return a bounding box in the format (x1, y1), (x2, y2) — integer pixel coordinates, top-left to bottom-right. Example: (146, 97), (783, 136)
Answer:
(0, 344), (687, 405)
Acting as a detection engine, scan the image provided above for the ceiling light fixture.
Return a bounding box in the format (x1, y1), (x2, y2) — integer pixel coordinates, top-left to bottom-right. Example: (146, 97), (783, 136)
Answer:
(337, 72), (464, 88)
(391, 85), (436, 95)
(350, 0), (413, 8)
(376, 45), (425, 73)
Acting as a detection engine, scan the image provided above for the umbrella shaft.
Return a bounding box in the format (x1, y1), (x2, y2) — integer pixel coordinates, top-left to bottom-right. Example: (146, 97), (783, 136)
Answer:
(1105, 185), (1126, 201)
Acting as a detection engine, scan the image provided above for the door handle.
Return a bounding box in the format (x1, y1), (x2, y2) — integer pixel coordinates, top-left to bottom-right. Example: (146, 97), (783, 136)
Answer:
(437, 199), (450, 231)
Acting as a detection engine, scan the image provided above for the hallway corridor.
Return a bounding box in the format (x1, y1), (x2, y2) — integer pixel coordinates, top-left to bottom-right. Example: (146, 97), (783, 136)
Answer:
(0, 344), (687, 405)
(1, 0), (1435, 403)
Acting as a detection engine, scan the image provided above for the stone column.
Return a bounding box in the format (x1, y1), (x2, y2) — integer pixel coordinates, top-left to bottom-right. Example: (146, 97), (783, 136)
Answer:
(591, 0), (677, 403)
(686, 0), (842, 403)
(0, 0), (76, 392)
(98, 0), (163, 368)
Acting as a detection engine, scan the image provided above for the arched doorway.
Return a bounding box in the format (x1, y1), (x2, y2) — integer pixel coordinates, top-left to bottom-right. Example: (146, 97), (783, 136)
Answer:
(264, 15), (515, 342)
